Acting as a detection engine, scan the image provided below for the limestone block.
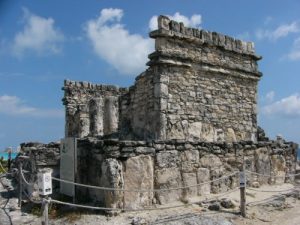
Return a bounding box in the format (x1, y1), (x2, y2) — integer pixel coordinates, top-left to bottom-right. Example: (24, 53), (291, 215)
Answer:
(181, 150), (200, 172)
(215, 129), (225, 142)
(271, 155), (286, 184)
(225, 128), (237, 142)
(182, 172), (198, 198)
(200, 154), (222, 168)
(155, 167), (183, 204)
(154, 83), (168, 98)
(103, 96), (119, 135)
(210, 167), (225, 193)
(254, 148), (271, 184)
(188, 122), (202, 141)
(170, 20), (180, 32)
(89, 97), (104, 136)
(201, 123), (215, 142)
(156, 150), (179, 168)
(167, 121), (185, 140)
(123, 155), (154, 209)
(78, 115), (90, 138)
(197, 168), (210, 195)
(100, 158), (124, 209)
(158, 15), (170, 30)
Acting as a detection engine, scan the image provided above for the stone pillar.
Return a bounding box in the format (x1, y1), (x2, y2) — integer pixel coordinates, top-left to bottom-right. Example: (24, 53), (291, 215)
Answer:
(77, 105), (90, 138)
(103, 96), (119, 135)
(89, 98), (104, 136)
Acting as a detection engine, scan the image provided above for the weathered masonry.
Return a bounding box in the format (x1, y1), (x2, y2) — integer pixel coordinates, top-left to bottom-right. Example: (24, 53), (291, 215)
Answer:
(63, 16), (261, 142)
(62, 16), (298, 210)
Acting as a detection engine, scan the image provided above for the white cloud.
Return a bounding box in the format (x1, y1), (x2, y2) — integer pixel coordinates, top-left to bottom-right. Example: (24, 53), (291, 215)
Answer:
(265, 91), (275, 102)
(262, 93), (300, 117)
(256, 21), (300, 41)
(12, 8), (64, 57)
(0, 95), (63, 117)
(287, 37), (300, 61)
(149, 12), (202, 30)
(85, 8), (153, 75)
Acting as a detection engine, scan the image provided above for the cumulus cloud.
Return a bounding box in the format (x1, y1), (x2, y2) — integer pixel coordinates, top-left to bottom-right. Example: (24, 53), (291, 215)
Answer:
(262, 93), (300, 117)
(12, 8), (64, 56)
(256, 21), (300, 41)
(85, 8), (153, 75)
(287, 37), (300, 61)
(0, 95), (63, 117)
(149, 12), (202, 30)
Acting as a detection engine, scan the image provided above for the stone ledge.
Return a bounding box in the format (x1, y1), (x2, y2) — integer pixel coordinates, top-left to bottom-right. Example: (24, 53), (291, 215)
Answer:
(150, 15), (262, 60)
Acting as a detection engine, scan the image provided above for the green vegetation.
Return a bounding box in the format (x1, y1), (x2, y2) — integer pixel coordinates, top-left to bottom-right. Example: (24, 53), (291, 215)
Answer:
(0, 159), (8, 174)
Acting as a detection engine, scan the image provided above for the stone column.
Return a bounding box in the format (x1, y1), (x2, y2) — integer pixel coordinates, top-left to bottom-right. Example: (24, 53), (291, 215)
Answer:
(89, 98), (104, 136)
(103, 96), (119, 135)
(77, 105), (90, 138)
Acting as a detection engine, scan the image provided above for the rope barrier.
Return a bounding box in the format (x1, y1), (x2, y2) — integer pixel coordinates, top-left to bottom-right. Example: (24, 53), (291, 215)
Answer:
(246, 194), (286, 206)
(247, 187), (296, 193)
(50, 187), (240, 212)
(52, 171), (238, 193)
(245, 170), (300, 178)
(20, 167), (34, 186)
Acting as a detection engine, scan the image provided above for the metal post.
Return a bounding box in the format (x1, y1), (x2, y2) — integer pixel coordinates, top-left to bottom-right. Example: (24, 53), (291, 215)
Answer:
(240, 165), (246, 217)
(18, 161), (22, 208)
(42, 197), (49, 225)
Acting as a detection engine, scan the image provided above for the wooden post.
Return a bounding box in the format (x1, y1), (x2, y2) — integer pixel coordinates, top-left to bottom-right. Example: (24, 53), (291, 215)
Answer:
(18, 161), (22, 208)
(42, 197), (49, 225)
(240, 165), (246, 217)
(8, 151), (11, 171)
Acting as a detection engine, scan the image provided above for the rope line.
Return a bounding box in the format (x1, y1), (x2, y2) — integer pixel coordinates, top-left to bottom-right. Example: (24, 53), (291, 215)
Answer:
(20, 168), (34, 186)
(247, 187), (296, 193)
(52, 171), (238, 193)
(50, 187), (239, 212)
(245, 170), (300, 178)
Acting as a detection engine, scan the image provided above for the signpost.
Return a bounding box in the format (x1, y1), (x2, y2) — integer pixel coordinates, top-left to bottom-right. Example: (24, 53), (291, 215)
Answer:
(38, 169), (52, 225)
(240, 166), (246, 217)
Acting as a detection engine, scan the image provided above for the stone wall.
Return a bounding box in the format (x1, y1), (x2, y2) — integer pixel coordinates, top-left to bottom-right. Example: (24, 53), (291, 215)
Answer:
(75, 134), (298, 210)
(63, 80), (128, 138)
(147, 16), (261, 142)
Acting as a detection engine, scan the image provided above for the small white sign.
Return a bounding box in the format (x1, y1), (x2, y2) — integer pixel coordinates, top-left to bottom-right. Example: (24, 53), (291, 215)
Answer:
(37, 170), (52, 195)
(240, 171), (246, 188)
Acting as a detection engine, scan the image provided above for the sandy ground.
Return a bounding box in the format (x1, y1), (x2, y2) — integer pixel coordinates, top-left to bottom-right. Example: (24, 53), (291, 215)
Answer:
(1, 174), (300, 225)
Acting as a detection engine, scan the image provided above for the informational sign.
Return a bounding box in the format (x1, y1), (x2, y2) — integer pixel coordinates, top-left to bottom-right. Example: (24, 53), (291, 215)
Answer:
(60, 138), (77, 197)
(240, 171), (246, 188)
(38, 169), (52, 195)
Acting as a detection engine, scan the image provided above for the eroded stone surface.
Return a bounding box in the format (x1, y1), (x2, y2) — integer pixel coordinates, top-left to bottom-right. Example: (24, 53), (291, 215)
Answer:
(100, 158), (124, 209)
(155, 167), (183, 204)
(255, 148), (271, 184)
(123, 155), (154, 209)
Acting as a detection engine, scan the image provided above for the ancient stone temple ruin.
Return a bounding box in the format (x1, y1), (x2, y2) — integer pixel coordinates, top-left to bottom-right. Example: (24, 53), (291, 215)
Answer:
(62, 16), (298, 210)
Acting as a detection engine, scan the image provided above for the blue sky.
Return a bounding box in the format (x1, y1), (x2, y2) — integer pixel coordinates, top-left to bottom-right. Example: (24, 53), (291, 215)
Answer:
(0, 0), (300, 151)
